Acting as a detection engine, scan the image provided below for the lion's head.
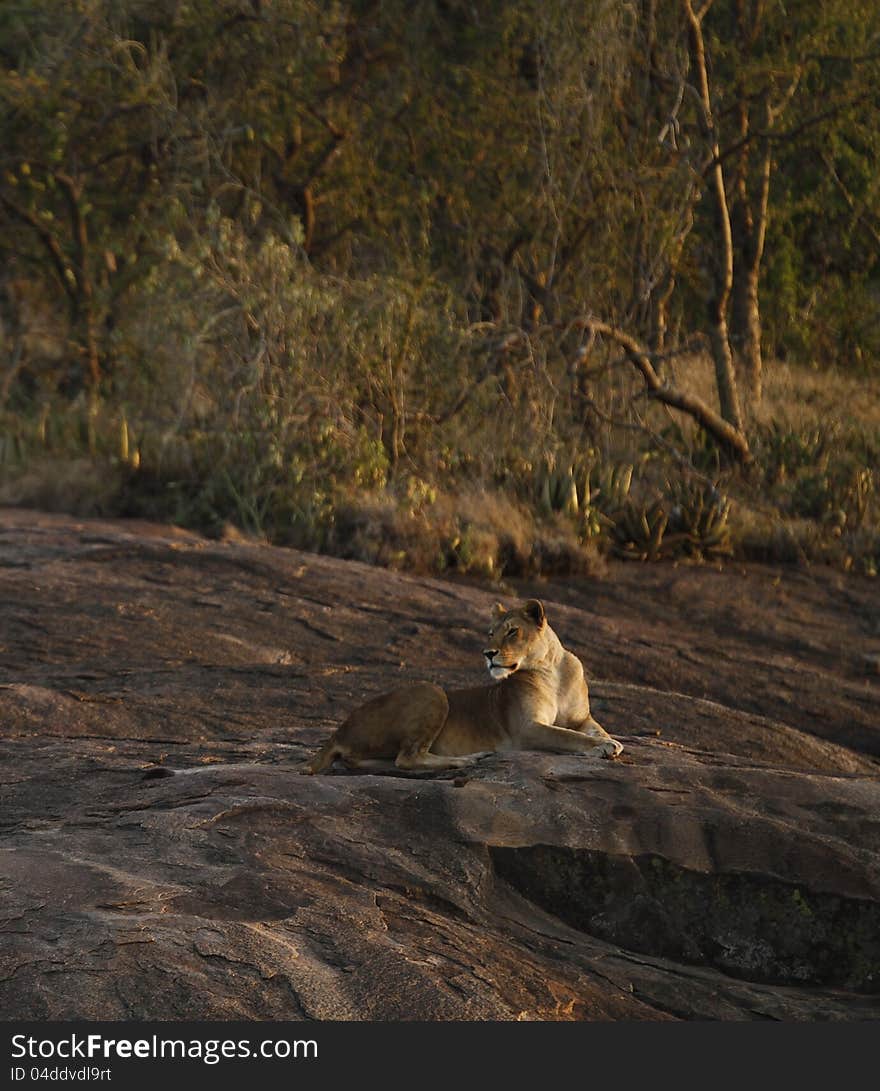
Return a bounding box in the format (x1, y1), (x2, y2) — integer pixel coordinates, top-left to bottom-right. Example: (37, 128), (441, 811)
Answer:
(483, 599), (549, 679)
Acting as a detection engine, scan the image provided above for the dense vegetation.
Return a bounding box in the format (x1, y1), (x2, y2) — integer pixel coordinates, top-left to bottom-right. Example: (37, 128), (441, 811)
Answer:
(1, 0), (879, 578)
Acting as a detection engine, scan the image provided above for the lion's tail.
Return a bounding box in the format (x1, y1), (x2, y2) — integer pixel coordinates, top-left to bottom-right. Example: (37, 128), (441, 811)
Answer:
(300, 739), (341, 775)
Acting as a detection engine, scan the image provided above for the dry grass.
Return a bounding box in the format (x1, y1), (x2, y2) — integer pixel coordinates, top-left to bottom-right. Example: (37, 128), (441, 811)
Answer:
(330, 485), (605, 581)
(0, 457), (124, 516)
(759, 360), (880, 432)
(663, 351), (880, 433)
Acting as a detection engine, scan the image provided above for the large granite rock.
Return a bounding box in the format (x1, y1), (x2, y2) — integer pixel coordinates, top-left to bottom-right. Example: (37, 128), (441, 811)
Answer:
(1, 509), (879, 1020)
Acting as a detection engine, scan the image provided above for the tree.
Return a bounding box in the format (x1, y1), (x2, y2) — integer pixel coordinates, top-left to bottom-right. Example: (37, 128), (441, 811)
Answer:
(679, 0), (880, 409)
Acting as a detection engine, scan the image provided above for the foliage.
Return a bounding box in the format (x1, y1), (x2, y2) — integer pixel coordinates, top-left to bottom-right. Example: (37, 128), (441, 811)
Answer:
(1, 0), (879, 578)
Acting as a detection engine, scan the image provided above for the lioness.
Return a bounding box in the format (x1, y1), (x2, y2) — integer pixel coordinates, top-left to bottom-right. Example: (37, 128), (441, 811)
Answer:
(301, 599), (623, 774)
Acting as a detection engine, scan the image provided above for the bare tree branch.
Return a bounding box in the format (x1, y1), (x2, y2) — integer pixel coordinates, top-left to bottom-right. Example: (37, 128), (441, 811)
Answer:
(579, 318), (753, 463)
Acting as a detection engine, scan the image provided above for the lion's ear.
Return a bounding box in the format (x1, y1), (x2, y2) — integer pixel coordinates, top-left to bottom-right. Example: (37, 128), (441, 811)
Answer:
(523, 599), (546, 627)
(491, 602), (507, 621)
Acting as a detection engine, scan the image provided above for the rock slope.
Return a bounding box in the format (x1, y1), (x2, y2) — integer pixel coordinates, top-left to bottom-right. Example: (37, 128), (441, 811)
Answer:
(1, 509), (879, 1020)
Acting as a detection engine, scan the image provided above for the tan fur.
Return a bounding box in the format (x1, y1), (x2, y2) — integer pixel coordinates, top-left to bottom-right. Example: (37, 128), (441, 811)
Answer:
(300, 599), (623, 774)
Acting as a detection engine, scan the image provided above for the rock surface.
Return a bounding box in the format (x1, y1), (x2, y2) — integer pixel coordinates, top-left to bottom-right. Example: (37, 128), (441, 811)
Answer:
(1, 508), (879, 1020)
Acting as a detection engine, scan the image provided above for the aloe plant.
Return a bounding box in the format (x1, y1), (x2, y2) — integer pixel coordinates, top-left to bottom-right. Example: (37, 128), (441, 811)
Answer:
(665, 478), (733, 558)
(612, 498), (668, 561)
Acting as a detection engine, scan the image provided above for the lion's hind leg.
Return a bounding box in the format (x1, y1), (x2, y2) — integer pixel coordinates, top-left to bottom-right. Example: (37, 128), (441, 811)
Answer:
(300, 682), (453, 775)
(388, 683), (492, 770)
(394, 745), (486, 771)
(391, 684), (472, 770)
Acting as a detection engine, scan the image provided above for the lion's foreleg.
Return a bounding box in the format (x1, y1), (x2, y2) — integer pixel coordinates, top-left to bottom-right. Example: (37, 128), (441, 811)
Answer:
(576, 714), (617, 741)
(516, 721), (623, 758)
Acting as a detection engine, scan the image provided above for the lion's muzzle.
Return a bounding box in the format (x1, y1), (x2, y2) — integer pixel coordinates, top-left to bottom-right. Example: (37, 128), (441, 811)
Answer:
(485, 653), (519, 679)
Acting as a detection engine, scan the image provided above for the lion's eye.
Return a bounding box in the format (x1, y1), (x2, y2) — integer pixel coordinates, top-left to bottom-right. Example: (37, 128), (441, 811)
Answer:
(507, 627), (519, 639)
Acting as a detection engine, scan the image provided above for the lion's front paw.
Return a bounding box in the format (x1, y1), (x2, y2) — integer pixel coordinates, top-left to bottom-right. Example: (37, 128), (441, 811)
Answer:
(597, 738), (624, 759)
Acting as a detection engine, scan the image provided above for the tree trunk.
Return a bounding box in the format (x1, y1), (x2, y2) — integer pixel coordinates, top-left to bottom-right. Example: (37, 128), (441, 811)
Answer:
(649, 213), (691, 356)
(684, 0), (744, 433)
(56, 172), (101, 391)
(731, 245), (764, 405)
(730, 95), (772, 408)
(649, 268), (673, 353)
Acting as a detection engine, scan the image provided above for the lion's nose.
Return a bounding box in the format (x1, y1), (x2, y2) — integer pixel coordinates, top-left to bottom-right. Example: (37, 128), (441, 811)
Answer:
(483, 648), (498, 660)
